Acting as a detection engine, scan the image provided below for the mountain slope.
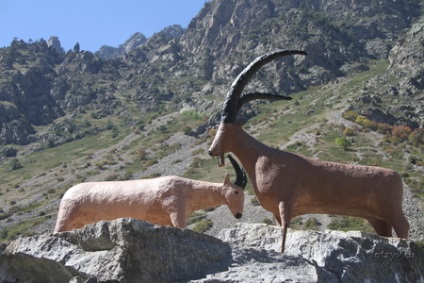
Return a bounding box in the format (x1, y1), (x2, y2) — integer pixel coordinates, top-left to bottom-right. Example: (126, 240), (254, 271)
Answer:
(0, 0), (423, 243)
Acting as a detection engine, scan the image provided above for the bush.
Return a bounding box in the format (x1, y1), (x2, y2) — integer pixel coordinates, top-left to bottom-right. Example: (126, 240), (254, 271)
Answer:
(137, 147), (146, 160)
(157, 125), (168, 133)
(250, 197), (260, 206)
(187, 212), (207, 225)
(111, 127), (119, 138)
(409, 129), (424, 148)
(181, 110), (203, 120)
(355, 115), (378, 131)
(342, 110), (359, 122)
(376, 123), (392, 135)
(182, 125), (192, 135)
(328, 216), (373, 232)
(105, 173), (119, 181)
(192, 219), (213, 233)
(392, 125), (412, 141)
(303, 217), (321, 230)
(144, 158), (158, 168)
(342, 127), (356, 136)
(9, 158), (23, 171)
(262, 218), (274, 225)
(335, 137), (351, 150)
(191, 157), (204, 168)
(0, 228), (8, 239)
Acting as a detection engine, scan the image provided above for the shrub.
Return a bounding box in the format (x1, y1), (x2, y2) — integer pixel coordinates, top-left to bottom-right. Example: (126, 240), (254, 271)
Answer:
(335, 137), (351, 150)
(148, 172), (161, 178)
(137, 147), (146, 160)
(181, 110), (203, 120)
(355, 115), (378, 131)
(192, 219), (213, 233)
(392, 125), (412, 141)
(409, 128), (424, 148)
(182, 125), (192, 135)
(111, 127), (119, 138)
(105, 173), (119, 181)
(208, 128), (217, 139)
(303, 217), (321, 230)
(157, 125), (168, 133)
(342, 110), (359, 122)
(9, 158), (22, 171)
(144, 158), (158, 168)
(105, 119), (116, 130)
(191, 157), (204, 168)
(328, 216), (373, 232)
(0, 228), (8, 239)
(187, 211), (207, 225)
(262, 218), (273, 225)
(376, 123), (392, 135)
(250, 197), (260, 206)
(342, 127), (356, 136)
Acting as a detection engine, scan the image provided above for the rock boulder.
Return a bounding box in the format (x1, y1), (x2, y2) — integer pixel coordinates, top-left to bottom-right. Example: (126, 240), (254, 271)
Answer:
(0, 218), (231, 283)
(1, 220), (423, 282)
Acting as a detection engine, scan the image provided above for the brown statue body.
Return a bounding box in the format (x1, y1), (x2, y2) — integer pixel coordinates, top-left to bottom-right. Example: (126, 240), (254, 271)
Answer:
(208, 50), (409, 252)
(55, 155), (246, 232)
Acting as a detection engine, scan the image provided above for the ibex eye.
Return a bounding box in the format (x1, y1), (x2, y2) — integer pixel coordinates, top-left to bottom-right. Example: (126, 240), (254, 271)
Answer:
(234, 191), (239, 195)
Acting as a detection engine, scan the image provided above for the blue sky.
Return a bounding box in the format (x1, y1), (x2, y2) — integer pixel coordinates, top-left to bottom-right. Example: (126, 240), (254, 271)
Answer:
(0, 1), (206, 52)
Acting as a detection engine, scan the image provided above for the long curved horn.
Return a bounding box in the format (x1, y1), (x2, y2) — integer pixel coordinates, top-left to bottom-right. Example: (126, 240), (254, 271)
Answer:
(227, 154), (247, 189)
(221, 49), (307, 123)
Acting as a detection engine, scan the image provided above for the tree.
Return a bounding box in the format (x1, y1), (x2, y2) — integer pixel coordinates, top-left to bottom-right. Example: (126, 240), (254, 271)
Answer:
(73, 42), (80, 53)
(10, 158), (23, 171)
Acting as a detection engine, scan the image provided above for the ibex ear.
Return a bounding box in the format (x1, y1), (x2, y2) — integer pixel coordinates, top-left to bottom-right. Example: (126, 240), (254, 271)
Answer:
(223, 173), (231, 185)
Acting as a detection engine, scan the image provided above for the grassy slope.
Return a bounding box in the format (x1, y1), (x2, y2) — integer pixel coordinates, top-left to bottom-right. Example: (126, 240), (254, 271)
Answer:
(1, 58), (423, 242)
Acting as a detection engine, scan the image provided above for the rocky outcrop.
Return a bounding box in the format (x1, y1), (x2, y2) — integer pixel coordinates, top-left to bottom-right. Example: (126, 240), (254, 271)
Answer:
(208, 223), (424, 282)
(47, 36), (63, 53)
(0, 0), (422, 145)
(1, 219), (423, 282)
(0, 218), (231, 283)
(349, 14), (424, 128)
(96, 32), (148, 60)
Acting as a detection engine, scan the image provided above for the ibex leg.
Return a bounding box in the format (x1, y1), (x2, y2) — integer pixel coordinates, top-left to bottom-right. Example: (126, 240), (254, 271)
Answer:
(365, 217), (392, 237)
(169, 211), (187, 228)
(278, 201), (291, 253)
(391, 213), (409, 239)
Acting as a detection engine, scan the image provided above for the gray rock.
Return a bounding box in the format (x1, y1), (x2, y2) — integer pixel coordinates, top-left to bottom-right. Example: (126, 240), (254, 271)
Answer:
(211, 223), (424, 282)
(47, 36), (63, 53)
(0, 218), (232, 283)
(96, 32), (148, 60)
(1, 220), (424, 282)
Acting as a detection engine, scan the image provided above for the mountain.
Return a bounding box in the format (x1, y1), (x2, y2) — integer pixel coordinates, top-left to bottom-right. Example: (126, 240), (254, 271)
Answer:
(96, 32), (147, 60)
(0, 0), (421, 146)
(95, 25), (185, 60)
(0, 0), (423, 246)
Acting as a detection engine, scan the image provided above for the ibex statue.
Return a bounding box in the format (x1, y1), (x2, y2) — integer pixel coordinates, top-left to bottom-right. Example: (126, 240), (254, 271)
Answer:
(208, 50), (409, 252)
(54, 155), (246, 232)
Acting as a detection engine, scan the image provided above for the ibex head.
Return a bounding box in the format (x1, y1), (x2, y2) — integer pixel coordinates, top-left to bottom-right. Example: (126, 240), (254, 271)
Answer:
(225, 154), (247, 218)
(208, 50), (307, 166)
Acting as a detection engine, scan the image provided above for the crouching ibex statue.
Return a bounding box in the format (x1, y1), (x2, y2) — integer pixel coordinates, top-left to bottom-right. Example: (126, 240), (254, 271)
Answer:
(208, 50), (409, 252)
(54, 155), (247, 232)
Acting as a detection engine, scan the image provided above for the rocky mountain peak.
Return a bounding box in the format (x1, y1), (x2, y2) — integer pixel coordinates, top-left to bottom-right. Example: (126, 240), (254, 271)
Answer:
(122, 32), (147, 53)
(96, 32), (147, 60)
(47, 36), (63, 53)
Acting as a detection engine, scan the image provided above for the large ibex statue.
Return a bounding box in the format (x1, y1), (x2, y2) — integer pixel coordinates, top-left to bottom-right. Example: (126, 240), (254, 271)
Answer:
(208, 50), (409, 252)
